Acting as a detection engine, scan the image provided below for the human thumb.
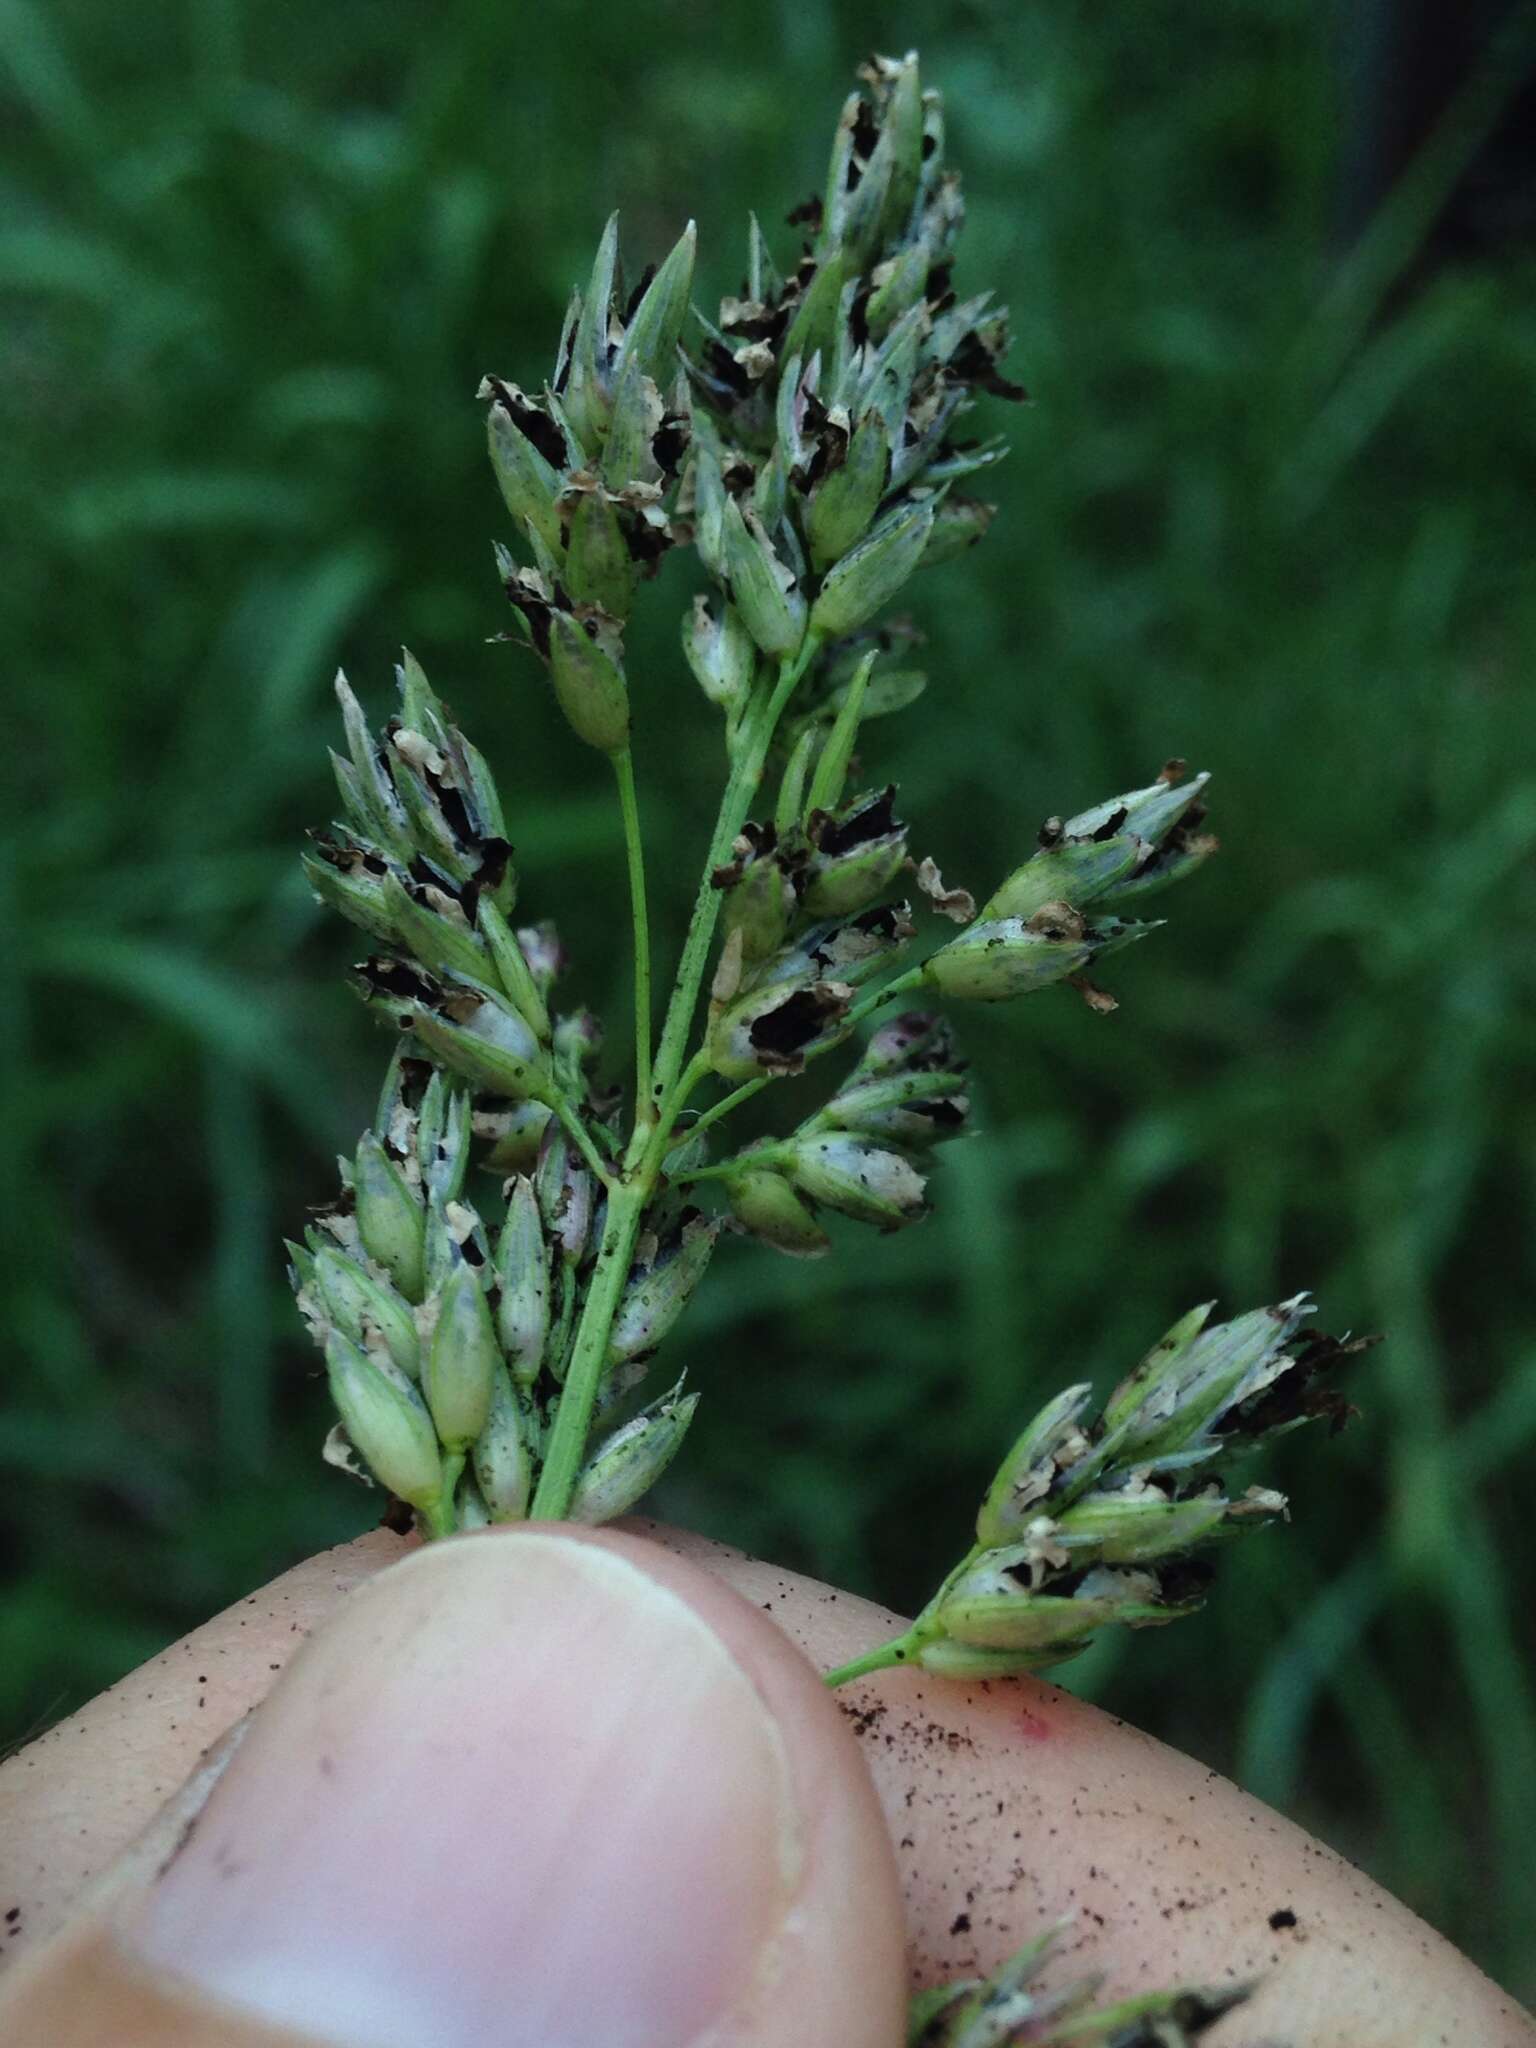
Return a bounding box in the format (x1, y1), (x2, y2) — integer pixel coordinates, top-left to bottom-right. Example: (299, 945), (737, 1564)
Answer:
(0, 1527), (907, 2047)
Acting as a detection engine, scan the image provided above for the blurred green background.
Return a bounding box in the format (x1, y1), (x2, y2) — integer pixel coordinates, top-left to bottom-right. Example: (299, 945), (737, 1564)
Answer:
(5, 0), (1535, 1999)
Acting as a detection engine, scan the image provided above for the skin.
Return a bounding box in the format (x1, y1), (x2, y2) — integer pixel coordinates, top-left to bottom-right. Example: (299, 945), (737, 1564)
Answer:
(0, 1520), (1529, 2047)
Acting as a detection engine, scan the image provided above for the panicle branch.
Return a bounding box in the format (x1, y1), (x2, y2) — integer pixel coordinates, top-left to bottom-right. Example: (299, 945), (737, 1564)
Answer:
(907, 1918), (1250, 2046)
(825, 1296), (1373, 1688)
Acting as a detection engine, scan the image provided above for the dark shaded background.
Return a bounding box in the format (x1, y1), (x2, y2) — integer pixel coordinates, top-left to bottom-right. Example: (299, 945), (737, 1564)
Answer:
(4, 0), (1535, 1999)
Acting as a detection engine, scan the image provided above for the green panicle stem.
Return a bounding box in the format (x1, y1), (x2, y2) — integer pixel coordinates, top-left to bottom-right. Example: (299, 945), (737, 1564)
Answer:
(613, 747), (654, 1115)
(529, 1180), (650, 1518)
(655, 1047), (716, 1151)
(673, 1142), (787, 1186)
(531, 644), (818, 1522)
(841, 964), (927, 1034)
(682, 1075), (770, 1148)
(550, 1261), (578, 1383)
(823, 1632), (923, 1689)
(422, 1452), (463, 1540)
(552, 1096), (614, 1186)
(650, 643), (821, 1125)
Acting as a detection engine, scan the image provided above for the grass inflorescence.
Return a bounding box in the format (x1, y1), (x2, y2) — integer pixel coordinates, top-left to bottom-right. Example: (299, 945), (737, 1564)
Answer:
(4, 0), (1534, 1999)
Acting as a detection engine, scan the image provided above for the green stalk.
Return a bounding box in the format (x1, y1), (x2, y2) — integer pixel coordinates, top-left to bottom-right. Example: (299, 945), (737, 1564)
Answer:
(822, 1632), (922, 1688)
(821, 1550), (972, 1686)
(550, 1260), (577, 1382)
(673, 1142), (787, 1186)
(422, 1498), (457, 1539)
(530, 643), (818, 1523)
(551, 1094), (614, 1186)
(423, 1451), (465, 1539)
(647, 645), (818, 1121)
(612, 747), (654, 1116)
(653, 1047), (715, 1152)
(679, 1075), (769, 1148)
(839, 963), (927, 1036)
(529, 1178), (649, 1517)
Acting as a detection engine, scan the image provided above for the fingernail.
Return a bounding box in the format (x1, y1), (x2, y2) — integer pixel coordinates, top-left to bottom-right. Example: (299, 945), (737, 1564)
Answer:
(121, 1533), (804, 2048)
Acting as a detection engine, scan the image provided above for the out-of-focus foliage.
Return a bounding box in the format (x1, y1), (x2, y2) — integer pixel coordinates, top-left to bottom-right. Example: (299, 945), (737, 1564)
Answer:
(3, 0), (1534, 1998)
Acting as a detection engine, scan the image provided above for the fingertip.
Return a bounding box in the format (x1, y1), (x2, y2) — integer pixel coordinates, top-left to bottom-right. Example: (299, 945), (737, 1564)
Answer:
(568, 1527), (909, 2046)
(4, 1527), (905, 2048)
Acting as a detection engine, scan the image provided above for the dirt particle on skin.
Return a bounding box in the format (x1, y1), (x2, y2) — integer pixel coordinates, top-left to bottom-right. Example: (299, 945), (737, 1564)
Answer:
(949, 1912), (971, 1936)
(1269, 1906), (1298, 1930)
